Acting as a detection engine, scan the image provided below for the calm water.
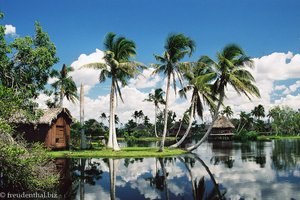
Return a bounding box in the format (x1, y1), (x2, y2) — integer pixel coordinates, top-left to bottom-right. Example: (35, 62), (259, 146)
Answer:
(57, 139), (300, 200)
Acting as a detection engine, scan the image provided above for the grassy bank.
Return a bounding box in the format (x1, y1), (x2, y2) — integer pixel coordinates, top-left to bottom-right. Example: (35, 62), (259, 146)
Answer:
(117, 137), (177, 142)
(47, 147), (187, 158)
(257, 135), (300, 141)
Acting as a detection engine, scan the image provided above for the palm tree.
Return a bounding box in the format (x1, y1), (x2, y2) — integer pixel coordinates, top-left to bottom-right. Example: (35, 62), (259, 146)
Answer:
(170, 62), (216, 148)
(100, 112), (107, 123)
(153, 33), (195, 152)
(82, 32), (143, 151)
(221, 106), (233, 119)
(251, 104), (265, 120)
(51, 64), (78, 107)
(132, 110), (139, 123)
(187, 44), (260, 151)
(144, 88), (166, 137)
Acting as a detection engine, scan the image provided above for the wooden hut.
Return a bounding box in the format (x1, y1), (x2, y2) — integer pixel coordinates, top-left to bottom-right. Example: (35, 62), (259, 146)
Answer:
(209, 116), (234, 140)
(13, 108), (72, 149)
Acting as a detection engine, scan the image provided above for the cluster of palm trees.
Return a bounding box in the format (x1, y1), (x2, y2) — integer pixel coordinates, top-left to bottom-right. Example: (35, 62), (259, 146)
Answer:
(81, 32), (260, 152)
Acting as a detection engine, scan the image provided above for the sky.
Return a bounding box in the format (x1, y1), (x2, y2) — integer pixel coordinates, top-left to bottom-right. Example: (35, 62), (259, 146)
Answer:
(1, 0), (300, 123)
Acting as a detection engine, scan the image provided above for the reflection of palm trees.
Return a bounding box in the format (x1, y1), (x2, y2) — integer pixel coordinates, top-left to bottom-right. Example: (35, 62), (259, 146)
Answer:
(180, 154), (226, 200)
(108, 159), (119, 200)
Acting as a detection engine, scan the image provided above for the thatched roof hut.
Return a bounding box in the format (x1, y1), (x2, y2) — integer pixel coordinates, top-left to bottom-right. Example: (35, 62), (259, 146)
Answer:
(212, 116), (234, 129)
(14, 108), (73, 149)
(210, 116), (235, 140)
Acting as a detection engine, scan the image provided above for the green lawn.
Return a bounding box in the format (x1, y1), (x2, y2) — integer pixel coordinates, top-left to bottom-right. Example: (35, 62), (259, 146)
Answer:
(117, 137), (177, 141)
(47, 147), (187, 158)
(257, 135), (300, 141)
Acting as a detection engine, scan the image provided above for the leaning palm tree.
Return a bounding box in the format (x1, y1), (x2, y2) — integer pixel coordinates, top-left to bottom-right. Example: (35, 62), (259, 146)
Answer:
(144, 88), (166, 137)
(187, 44), (260, 151)
(170, 63), (217, 148)
(153, 33), (195, 152)
(51, 64), (78, 107)
(82, 32), (144, 151)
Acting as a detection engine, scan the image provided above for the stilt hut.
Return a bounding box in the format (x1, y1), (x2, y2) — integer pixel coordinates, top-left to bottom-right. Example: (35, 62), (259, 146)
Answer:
(209, 116), (234, 140)
(13, 108), (73, 149)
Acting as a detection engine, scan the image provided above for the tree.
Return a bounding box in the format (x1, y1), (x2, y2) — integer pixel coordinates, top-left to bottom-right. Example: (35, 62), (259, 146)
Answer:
(187, 44), (260, 151)
(251, 104), (265, 120)
(132, 110), (139, 123)
(100, 112), (107, 123)
(153, 33), (195, 152)
(221, 106), (234, 119)
(82, 32), (144, 151)
(0, 21), (59, 99)
(144, 88), (166, 137)
(170, 62), (216, 148)
(49, 64), (78, 107)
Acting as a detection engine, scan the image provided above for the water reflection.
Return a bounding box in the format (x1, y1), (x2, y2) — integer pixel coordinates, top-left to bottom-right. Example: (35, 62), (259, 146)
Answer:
(56, 139), (300, 199)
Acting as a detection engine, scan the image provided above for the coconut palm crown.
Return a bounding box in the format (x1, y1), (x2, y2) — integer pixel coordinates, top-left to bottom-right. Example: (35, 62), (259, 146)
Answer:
(82, 32), (144, 151)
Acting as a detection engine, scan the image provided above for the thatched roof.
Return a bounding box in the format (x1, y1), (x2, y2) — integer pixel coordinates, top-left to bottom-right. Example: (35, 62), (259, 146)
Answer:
(212, 116), (234, 129)
(39, 108), (72, 125)
(10, 107), (72, 125)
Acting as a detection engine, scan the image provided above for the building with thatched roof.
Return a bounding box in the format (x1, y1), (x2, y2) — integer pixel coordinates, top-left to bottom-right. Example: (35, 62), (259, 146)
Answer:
(14, 108), (72, 149)
(209, 116), (234, 140)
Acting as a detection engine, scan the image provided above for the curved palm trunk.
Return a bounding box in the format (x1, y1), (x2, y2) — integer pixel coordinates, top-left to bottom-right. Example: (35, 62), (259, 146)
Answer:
(175, 121), (183, 139)
(178, 157), (197, 200)
(107, 78), (120, 151)
(154, 106), (158, 137)
(186, 92), (224, 151)
(159, 75), (171, 152)
(170, 100), (195, 148)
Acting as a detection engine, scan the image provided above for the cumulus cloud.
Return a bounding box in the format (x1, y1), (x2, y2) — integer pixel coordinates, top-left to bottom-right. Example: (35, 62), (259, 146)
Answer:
(129, 67), (161, 89)
(4, 24), (16, 35)
(70, 49), (105, 94)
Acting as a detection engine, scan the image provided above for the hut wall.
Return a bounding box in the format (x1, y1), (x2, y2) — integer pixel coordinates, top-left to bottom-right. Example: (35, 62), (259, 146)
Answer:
(211, 127), (233, 135)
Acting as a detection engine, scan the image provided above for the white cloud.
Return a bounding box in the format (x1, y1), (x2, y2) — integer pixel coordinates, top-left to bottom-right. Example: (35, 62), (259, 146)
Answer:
(4, 24), (16, 35)
(70, 49), (105, 94)
(274, 85), (286, 91)
(129, 67), (161, 89)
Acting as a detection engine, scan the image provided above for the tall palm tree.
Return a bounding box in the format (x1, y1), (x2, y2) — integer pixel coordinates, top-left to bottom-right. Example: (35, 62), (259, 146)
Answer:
(170, 63), (216, 148)
(153, 33), (195, 152)
(51, 64), (78, 107)
(82, 32), (143, 151)
(132, 110), (139, 123)
(187, 44), (260, 151)
(144, 88), (166, 137)
(221, 106), (234, 119)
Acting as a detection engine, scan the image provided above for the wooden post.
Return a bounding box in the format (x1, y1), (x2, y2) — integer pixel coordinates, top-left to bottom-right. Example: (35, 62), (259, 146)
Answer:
(80, 83), (87, 149)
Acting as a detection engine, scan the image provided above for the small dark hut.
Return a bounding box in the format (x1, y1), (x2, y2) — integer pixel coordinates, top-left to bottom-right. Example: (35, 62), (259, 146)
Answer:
(209, 116), (234, 140)
(14, 108), (72, 149)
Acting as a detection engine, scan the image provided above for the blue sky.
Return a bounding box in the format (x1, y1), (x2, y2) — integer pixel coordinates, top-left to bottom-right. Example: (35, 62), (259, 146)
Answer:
(1, 0), (300, 121)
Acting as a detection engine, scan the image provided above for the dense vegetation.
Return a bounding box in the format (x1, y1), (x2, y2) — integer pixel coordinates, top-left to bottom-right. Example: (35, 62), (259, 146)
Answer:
(0, 12), (60, 192)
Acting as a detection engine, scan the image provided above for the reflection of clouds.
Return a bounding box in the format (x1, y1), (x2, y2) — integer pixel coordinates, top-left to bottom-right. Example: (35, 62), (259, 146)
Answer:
(76, 184), (115, 200)
(167, 181), (185, 196)
(131, 178), (161, 200)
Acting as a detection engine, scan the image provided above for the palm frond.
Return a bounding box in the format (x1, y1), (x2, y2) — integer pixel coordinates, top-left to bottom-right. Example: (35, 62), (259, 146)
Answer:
(80, 62), (107, 70)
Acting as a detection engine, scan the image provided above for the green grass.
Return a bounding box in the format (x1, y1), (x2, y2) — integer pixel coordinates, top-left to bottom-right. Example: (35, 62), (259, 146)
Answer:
(257, 135), (300, 141)
(117, 137), (177, 142)
(47, 147), (187, 158)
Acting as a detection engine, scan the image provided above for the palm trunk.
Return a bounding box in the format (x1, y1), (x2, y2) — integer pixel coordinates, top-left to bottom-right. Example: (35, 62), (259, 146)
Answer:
(59, 89), (63, 107)
(178, 157), (196, 200)
(186, 92), (224, 151)
(154, 106), (158, 137)
(80, 84), (87, 149)
(159, 75), (171, 152)
(107, 78), (120, 151)
(175, 121), (183, 139)
(170, 99), (195, 148)
(109, 159), (118, 200)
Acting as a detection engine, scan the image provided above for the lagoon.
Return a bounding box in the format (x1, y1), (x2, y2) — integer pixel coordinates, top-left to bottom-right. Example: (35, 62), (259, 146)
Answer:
(57, 139), (300, 199)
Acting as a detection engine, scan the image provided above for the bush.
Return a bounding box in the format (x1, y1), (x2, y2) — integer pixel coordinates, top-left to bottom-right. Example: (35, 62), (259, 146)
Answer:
(0, 138), (59, 192)
(233, 130), (258, 141)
